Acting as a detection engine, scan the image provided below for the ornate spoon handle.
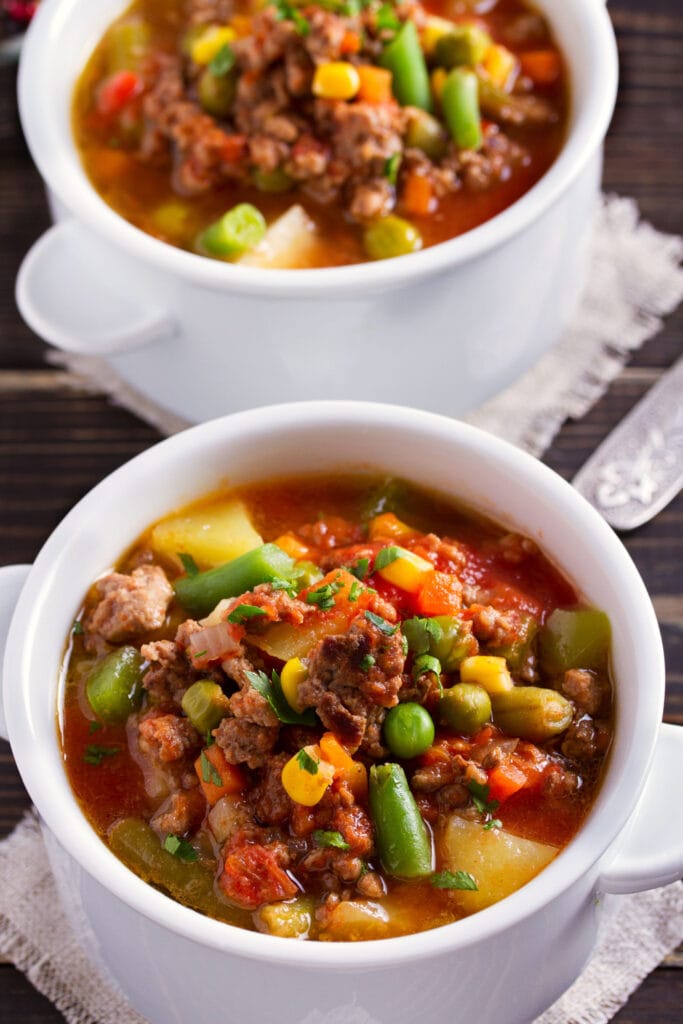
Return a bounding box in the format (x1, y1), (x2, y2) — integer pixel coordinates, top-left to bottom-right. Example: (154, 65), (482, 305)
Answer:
(573, 357), (683, 531)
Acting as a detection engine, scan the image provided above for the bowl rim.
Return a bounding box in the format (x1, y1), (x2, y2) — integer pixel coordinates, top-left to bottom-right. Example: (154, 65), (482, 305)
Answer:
(3, 401), (665, 969)
(18, 0), (618, 297)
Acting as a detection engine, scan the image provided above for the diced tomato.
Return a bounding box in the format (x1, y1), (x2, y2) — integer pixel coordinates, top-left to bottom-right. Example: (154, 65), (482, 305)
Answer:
(220, 133), (248, 165)
(487, 581), (544, 619)
(219, 844), (298, 909)
(371, 574), (418, 618)
(96, 70), (143, 117)
(195, 745), (247, 805)
(415, 571), (462, 616)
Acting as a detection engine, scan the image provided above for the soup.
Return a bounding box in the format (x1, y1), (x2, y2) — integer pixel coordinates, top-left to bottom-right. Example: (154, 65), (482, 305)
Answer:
(59, 475), (612, 940)
(72, 0), (568, 267)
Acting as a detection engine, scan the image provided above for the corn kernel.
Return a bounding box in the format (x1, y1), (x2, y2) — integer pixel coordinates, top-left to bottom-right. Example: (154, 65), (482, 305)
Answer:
(482, 43), (519, 91)
(460, 656), (514, 694)
(281, 745), (335, 806)
(191, 25), (237, 65)
(275, 532), (310, 560)
(368, 512), (416, 541)
(312, 62), (361, 101)
(376, 547), (434, 594)
(280, 657), (308, 713)
(421, 15), (456, 56)
(431, 67), (448, 102)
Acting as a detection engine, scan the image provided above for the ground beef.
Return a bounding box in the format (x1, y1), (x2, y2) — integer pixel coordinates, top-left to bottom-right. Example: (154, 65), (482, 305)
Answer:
(86, 565), (173, 643)
(141, 638), (192, 705)
(561, 717), (611, 764)
(214, 716), (279, 768)
(151, 787), (206, 836)
(139, 712), (201, 763)
(187, 0), (235, 28)
(468, 603), (524, 650)
(250, 753), (293, 825)
(412, 533), (467, 574)
(561, 669), (608, 717)
(299, 616), (405, 748)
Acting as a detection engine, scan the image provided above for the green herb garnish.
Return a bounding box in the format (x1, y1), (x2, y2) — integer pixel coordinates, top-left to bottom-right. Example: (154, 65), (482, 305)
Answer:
(383, 153), (401, 186)
(403, 616), (444, 655)
(468, 779), (501, 829)
(412, 653), (441, 682)
(349, 557), (370, 580)
(72, 620), (85, 636)
(364, 610), (398, 636)
(227, 604), (269, 624)
(88, 720), (102, 735)
(376, 3), (401, 32)
(374, 545), (403, 571)
(272, 0), (310, 35)
(209, 42), (235, 77)
(200, 750), (223, 786)
(305, 581), (343, 610)
(313, 829), (350, 850)
(360, 654), (376, 671)
(348, 580), (361, 602)
(431, 870), (478, 891)
(296, 748), (319, 775)
(246, 669), (317, 726)
(163, 834), (199, 862)
(83, 744), (120, 766)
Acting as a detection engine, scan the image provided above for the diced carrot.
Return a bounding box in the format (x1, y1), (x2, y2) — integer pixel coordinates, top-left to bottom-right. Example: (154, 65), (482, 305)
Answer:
(487, 763), (528, 803)
(340, 29), (362, 55)
(415, 571), (462, 616)
(367, 512), (417, 541)
(96, 70), (142, 117)
(356, 65), (393, 104)
(274, 532), (311, 560)
(520, 50), (561, 86)
(401, 172), (436, 216)
(195, 744), (247, 805)
(319, 732), (368, 799)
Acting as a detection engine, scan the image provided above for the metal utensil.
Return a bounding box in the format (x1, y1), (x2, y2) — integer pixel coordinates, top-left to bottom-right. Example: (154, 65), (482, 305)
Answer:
(573, 357), (683, 530)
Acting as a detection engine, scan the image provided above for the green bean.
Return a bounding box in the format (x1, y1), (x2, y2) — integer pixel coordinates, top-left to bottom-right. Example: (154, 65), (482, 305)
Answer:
(106, 18), (150, 73)
(363, 215), (422, 261)
(197, 203), (266, 260)
(405, 110), (447, 161)
(86, 646), (143, 723)
(368, 763), (433, 878)
(380, 20), (432, 111)
(174, 542), (295, 617)
(433, 25), (491, 69)
(491, 686), (573, 742)
(109, 818), (251, 927)
(538, 609), (611, 674)
(181, 680), (231, 733)
(197, 68), (236, 117)
(441, 68), (483, 151)
(383, 703), (435, 759)
(440, 683), (491, 735)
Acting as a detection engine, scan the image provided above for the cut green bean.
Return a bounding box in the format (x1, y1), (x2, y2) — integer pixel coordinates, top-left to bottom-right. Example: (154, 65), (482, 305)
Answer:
(197, 203), (266, 259)
(181, 680), (231, 733)
(440, 683), (492, 735)
(369, 763), (433, 878)
(491, 686), (573, 742)
(441, 68), (483, 151)
(86, 646), (143, 723)
(363, 215), (422, 261)
(380, 20), (432, 111)
(174, 542), (295, 617)
(538, 609), (611, 674)
(433, 25), (491, 69)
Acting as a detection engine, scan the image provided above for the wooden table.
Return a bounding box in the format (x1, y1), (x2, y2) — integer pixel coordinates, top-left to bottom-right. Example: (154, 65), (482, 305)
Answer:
(1, 1), (681, 1019)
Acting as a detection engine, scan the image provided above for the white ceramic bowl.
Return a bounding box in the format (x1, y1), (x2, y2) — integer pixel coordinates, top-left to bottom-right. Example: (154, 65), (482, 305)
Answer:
(15, 0), (617, 423)
(1, 402), (681, 1024)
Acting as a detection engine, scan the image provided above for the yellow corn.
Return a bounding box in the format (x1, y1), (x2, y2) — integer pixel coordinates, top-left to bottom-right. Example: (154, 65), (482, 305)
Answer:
(482, 43), (519, 91)
(191, 25), (237, 65)
(421, 15), (456, 56)
(431, 67), (448, 103)
(376, 546), (434, 594)
(368, 512), (416, 541)
(280, 657), (308, 714)
(460, 656), (514, 694)
(312, 62), (361, 101)
(275, 533), (310, 561)
(281, 746), (335, 806)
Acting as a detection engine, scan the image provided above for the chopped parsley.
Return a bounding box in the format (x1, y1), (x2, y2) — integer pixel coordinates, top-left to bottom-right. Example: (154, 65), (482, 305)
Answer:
(364, 610), (398, 636)
(192, 649), (208, 659)
(376, 3), (401, 32)
(88, 720), (102, 735)
(272, 0), (310, 35)
(383, 153), (401, 187)
(313, 829), (350, 851)
(296, 748), (319, 775)
(348, 579), (361, 602)
(200, 750), (223, 787)
(360, 654), (376, 671)
(227, 604), (269, 624)
(412, 653), (441, 682)
(400, 633), (409, 657)
(349, 557), (370, 580)
(374, 545), (403, 571)
(246, 669), (317, 726)
(72, 620), (84, 636)
(402, 616), (444, 655)
(305, 580), (343, 610)
(83, 744), (119, 766)
(468, 779), (502, 830)
(431, 870), (478, 891)
(177, 552), (199, 577)
(209, 42), (235, 77)
(163, 835), (199, 862)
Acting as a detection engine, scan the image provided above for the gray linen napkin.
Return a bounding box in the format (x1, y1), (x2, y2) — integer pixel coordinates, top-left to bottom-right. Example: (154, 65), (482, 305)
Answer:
(2, 192), (682, 1023)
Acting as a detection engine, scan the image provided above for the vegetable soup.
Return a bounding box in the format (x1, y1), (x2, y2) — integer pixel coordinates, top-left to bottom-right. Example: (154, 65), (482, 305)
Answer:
(72, 0), (568, 267)
(60, 475), (612, 940)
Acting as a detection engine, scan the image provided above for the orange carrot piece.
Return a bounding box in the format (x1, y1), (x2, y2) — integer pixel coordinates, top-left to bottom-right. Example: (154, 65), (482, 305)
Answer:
(487, 763), (528, 804)
(274, 532), (311, 560)
(520, 50), (561, 86)
(415, 571), (462, 616)
(340, 29), (362, 55)
(319, 732), (368, 799)
(401, 172), (435, 216)
(356, 65), (393, 104)
(195, 744), (247, 805)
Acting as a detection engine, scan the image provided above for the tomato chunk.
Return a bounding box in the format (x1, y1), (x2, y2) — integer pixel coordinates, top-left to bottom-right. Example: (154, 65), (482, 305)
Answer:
(219, 844), (298, 909)
(97, 70), (143, 116)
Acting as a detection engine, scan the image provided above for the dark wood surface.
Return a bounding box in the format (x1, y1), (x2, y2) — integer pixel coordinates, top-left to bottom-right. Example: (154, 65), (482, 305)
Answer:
(1, 0), (681, 1019)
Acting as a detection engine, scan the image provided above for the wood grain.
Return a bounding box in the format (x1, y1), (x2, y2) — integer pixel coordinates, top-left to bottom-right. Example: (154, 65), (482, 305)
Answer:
(0, 1), (681, 1021)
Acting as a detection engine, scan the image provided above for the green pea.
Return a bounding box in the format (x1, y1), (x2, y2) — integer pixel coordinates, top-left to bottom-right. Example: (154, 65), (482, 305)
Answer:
(86, 646), (144, 723)
(440, 683), (492, 735)
(197, 203), (267, 260)
(198, 67), (235, 117)
(363, 216), (422, 261)
(383, 702), (435, 759)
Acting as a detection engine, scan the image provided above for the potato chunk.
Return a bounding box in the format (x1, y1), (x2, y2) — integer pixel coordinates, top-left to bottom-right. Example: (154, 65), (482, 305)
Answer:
(238, 206), (320, 269)
(439, 815), (558, 913)
(150, 499), (263, 570)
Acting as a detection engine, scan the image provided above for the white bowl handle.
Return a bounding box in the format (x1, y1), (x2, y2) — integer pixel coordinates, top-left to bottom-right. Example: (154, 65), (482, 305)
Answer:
(0, 564), (31, 742)
(15, 220), (175, 356)
(599, 723), (683, 894)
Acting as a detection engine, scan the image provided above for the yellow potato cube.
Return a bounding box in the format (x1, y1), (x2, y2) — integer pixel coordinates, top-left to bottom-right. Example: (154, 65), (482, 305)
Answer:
(376, 547), (434, 594)
(150, 498), (263, 570)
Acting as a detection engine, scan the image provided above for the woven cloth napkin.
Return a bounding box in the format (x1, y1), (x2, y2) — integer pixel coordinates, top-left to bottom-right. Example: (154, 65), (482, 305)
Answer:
(1, 192), (683, 1024)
